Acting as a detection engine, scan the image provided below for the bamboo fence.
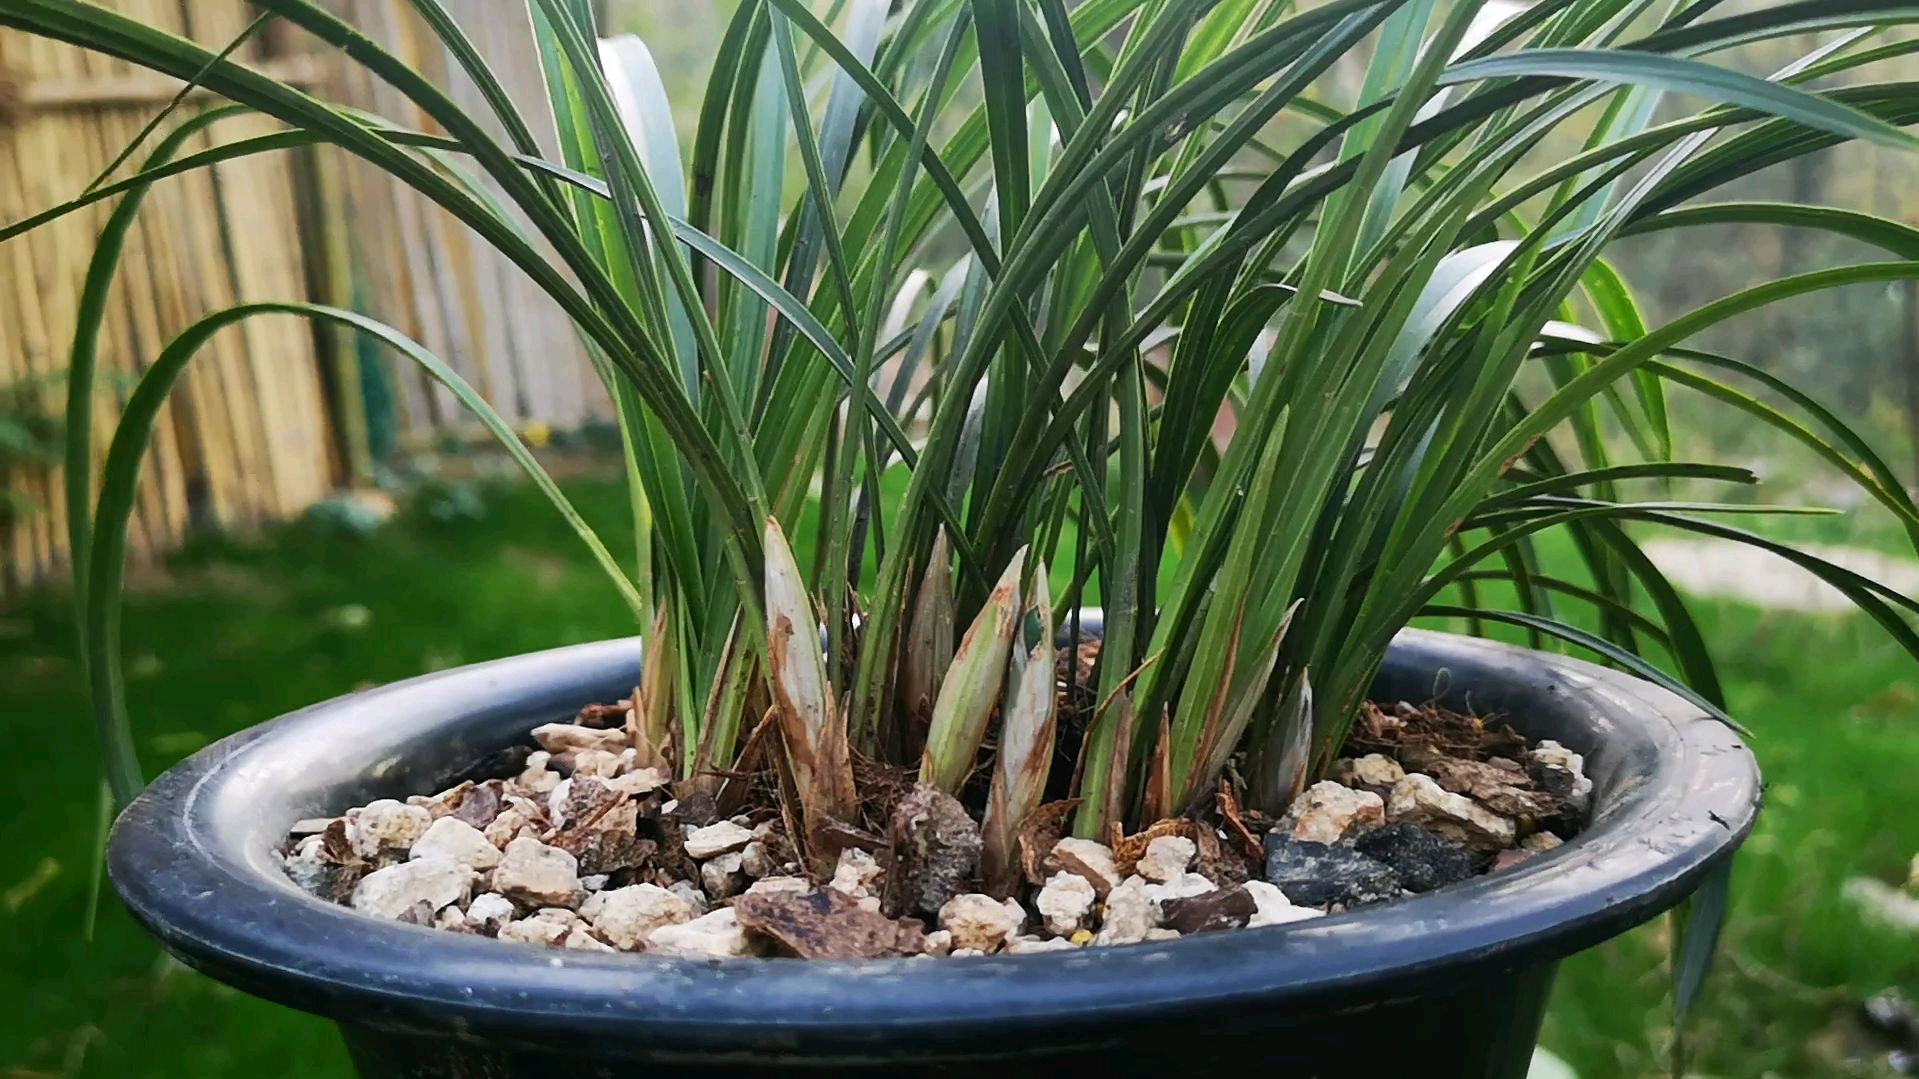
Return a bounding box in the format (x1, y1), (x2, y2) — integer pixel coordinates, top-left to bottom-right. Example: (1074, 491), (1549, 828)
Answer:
(315, 0), (606, 451)
(1, 1), (335, 597)
(0, 1), (608, 598)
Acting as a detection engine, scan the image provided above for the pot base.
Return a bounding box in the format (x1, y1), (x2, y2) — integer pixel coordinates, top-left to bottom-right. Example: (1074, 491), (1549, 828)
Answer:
(338, 960), (1557, 1077)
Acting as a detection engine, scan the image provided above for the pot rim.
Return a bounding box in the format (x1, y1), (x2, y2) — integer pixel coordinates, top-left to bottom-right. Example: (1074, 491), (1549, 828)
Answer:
(107, 625), (1758, 1048)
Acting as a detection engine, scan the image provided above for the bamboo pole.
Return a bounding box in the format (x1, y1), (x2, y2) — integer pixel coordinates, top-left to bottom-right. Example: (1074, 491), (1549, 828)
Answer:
(4, 58), (321, 112)
(2, 25), (84, 583)
(77, 10), (192, 565)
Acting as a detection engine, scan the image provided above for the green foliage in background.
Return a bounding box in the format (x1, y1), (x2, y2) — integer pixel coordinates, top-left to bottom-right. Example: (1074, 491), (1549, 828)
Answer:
(0, 371), (69, 520)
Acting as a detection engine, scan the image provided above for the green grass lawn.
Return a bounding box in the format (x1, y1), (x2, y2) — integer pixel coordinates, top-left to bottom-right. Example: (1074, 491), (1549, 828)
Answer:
(2, 472), (1915, 1078)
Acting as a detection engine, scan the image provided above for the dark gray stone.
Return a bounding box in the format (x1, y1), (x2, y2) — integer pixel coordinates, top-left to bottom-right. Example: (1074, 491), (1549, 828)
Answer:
(1355, 823), (1477, 893)
(1262, 834), (1400, 907)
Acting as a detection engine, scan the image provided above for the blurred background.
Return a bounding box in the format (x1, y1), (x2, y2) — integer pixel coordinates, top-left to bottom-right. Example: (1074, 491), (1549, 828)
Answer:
(2, 2), (1917, 1076)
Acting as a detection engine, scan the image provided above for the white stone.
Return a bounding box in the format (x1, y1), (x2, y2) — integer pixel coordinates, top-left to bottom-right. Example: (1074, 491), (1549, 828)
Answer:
(670, 879), (712, 914)
(546, 778), (574, 824)
(482, 806), (535, 849)
(1528, 740), (1583, 775)
(571, 749), (623, 779)
(562, 925), (616, 952)
(349, 856), (473, 920)
(1528, 740), (1594, 810)
(581, 874), (609, 892)
(346, 799), (432, 858)
(683, 820), (756, 860)
(1035, 872), (1097, 936)
(1244, 880), (1323, 928)
(1333, 754), (1406, 795)
(464, 892), (516, 935)
(1144, 872), (1216, 916)
(1387, 773), (1516, 850)
(408, 816), (502, 870)
(1093, 876), (1155, 945)
(1521, 831), (1564, 853)
(920, 929), (953, 956)
(1048, 837), (1121, 897)
(830, 848), (883, 897)
(937, 893), (1026, 953)
(646, 907), (756, 958)
(432, 905), (467, 931)
(1135, 835), (1197, 884)
(700, 851), (746, 899)
(1143, 927), (1182, 941)
(1004, 935), (1077, 954)
(578, 882), (689, 940)
(950, 948), (986, 958)
(490, 837), (585, 909)
(606, 767), (669, 797)
(745, 875), (812, 897)
(497, 907), (579, 948)
(529, 722), (628, 755)
(517, 751), (561, 794)
(740, 841), (774, 879)
(1281, 781), (1386, 844)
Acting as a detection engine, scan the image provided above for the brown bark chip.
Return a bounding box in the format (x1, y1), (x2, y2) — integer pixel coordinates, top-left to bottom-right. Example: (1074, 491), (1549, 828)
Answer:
(1111, 819), (1198, 878)
(1192, 822), (1252, 886)
(551, 798), (655, 876)
(450, 780), (506, 830)
(574, 699), (631, 729)
(1215, 781), (1265, 863)
(1016, 799), (1082, 888)
(1348, 701), (1527, 762)
(735, 888), (926, 960)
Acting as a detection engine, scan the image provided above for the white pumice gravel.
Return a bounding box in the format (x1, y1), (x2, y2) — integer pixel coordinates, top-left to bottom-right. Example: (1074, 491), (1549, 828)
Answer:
(646, 908), (755, 958)
(283, 699), (1578, 958)
(347, 800), (431, 858)
(937, 893), (1025, 952)
(491, 838), (585, 910)
(1035, 872), (1097, 936)
(1092, 877), (1155, 946)
(408, 816), (501, 870)
(1134, 835), (1197, 884)
(682, 820), (756, 860)
(349, 856), (472, 920)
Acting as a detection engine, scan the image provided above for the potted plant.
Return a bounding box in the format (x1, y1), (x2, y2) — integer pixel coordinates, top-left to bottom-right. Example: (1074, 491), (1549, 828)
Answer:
(9, 0), (1919, 1074)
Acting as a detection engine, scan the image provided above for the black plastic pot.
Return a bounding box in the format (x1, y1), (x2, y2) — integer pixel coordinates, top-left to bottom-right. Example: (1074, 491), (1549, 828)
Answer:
(109, 625), (1758, 1078)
